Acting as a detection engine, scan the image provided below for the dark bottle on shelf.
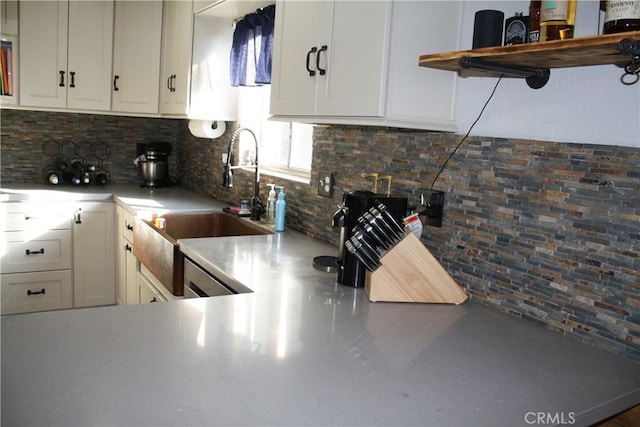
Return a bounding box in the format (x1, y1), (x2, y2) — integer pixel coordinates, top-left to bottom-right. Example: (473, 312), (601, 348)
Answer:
(603, 0), (640, 34)
(45, 169), (60, 185)
(81, 171), (92, 185)
(53, 157), (68, 172)
(94, 168), (110, 185)
(529, 1), (542, 42)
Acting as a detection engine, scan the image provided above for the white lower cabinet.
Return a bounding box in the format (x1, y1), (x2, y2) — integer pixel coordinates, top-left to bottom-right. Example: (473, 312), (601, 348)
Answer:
(1, 201), (116, 315)
(73, 202), (116, 308)
(137, 264), (180, 303)
(137, 269), (166, 304)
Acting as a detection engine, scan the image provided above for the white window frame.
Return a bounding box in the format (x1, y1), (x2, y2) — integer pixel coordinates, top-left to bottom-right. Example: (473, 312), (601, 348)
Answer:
(236, 86), (312, 184)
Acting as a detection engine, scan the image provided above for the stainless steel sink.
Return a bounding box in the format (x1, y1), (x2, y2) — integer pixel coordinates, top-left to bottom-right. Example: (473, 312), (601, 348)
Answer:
(133, 211), (272, 296)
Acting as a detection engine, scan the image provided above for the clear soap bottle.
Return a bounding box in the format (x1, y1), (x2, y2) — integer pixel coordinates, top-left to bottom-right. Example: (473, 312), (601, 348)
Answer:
(266, 183), (277, 224)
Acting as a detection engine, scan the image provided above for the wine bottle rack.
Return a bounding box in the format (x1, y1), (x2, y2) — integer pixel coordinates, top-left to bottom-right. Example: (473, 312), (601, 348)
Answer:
(42, 140), (111, 186)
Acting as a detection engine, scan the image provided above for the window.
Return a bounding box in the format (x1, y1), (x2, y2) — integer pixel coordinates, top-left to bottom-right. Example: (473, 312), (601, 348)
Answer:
(236, 85), (313, 183)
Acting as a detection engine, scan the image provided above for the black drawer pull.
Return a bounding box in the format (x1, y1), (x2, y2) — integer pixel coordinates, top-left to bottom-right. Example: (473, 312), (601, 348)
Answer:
(306, 46), (317, 76)
(316, 45), (328, 76)
(25, 248), (45, 255)
(27, 289), (46, 296)
(126, 224), (133, 231)
(124, 244), (132, 252)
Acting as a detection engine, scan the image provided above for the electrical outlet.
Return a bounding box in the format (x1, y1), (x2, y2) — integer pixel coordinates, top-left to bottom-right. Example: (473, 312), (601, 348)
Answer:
(317, 172), (335, 198)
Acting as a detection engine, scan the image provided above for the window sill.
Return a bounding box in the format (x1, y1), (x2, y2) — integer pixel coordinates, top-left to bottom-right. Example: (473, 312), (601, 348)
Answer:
(261, 167), (311, 185)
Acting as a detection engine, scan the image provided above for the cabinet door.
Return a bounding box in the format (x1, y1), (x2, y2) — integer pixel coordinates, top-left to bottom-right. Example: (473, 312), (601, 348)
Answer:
(0, 0), (19, 36)
(189, 14), (237, 121)
(112, 0), (163, 114)
(160, 0), (193, 116)
(67, 0), (114, 111)
(270, 0), (389, 117)
(269, 0), (323, 116)
(315, 1), (389, 116)
(73, 202), (115, 308)
(19, 0), (68, 108)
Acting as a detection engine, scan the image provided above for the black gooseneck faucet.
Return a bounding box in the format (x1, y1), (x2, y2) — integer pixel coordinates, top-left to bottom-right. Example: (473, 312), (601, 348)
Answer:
(222, 128), (264, 221)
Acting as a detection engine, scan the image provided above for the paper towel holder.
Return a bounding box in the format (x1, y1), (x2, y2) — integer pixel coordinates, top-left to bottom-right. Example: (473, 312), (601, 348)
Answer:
(188, 120), (226, 139)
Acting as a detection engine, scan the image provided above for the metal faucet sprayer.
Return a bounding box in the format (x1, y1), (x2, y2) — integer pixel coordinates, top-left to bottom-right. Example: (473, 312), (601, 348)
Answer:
(222, 128), (264, 221)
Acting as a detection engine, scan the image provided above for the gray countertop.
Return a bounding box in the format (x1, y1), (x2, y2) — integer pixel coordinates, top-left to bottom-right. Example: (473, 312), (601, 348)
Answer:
(1, 185), (639, 426)
(1, 184), (226, 214)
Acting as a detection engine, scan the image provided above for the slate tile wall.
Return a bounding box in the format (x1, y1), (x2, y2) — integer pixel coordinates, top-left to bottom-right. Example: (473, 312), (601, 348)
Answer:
(178, 122), (640, 362)
(0, 110), (178, 185)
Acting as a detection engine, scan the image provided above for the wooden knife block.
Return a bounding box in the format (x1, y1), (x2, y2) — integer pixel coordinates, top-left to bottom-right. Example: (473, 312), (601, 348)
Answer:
(365, 233), (468, 304)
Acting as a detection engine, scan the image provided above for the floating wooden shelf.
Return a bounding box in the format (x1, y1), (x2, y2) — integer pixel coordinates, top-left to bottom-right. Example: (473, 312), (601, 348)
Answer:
(419, 31), (640, 88)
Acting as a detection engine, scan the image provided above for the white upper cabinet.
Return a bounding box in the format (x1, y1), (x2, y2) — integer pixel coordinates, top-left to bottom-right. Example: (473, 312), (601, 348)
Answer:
(20, 0), (114, 111)
(189, 14), (237, 121)
(270, 0), (462, 132)
(1, 0), (18, 36)
(270, 1), (388, 117)
(112, 1), (163, 114)
(159, 0), (194, 116)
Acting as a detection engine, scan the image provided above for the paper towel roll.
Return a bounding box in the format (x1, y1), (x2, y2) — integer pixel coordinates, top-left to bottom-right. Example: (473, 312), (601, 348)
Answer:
(188, 120), (226, 139)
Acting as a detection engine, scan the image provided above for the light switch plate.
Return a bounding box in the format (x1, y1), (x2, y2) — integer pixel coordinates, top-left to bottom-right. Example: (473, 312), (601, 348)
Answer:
(317, 172), (335, 198)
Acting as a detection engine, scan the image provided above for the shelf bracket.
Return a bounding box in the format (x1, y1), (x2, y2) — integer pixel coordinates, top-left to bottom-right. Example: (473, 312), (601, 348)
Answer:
(459, 56), (551, 89)
(617, 38), (640, 85)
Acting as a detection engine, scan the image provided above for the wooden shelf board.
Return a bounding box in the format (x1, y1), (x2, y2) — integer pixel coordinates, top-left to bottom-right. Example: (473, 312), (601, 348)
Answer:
(419, 31), (640, 78)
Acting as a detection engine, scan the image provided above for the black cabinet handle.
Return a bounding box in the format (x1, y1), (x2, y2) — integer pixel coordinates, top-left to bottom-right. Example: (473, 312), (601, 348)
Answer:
(167, 74), (176, 92)
(25, 248), (45, 255)
(306, 47), (317, 77)
(126, 224), (133, 231)
(316, 45), (328, 76)
(124, 244), (132, 252)
(59, 70), (65, 87)
(75, 208), (82, 224)
(27, 289), (46, 296)
(69, 71), (76, 88)
(113, 75), (119, 91)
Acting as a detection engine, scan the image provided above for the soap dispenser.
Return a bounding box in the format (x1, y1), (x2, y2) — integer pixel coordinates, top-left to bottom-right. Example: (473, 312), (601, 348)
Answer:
(266, 184), (277, 224)
(275, 186), (286, 232)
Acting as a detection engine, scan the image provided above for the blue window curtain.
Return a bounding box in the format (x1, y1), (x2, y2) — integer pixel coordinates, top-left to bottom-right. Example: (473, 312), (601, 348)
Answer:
(230, 4), (275, 87)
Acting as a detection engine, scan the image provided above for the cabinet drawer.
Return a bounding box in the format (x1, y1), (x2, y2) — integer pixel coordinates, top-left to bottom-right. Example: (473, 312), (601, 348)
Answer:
(1, 202), (72, 231)
(1, 230), (72, 273)
(1, 270), (73, 315)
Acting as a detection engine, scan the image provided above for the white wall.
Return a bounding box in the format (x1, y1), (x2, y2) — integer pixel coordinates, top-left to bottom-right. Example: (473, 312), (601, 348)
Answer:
(455, 1), (639, 147)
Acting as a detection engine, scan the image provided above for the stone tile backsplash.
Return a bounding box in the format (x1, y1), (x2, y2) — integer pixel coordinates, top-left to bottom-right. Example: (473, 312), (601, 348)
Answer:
(2, 110), (638, 362)
(0, 110), (178, 185)
(177, 121), (639, 361)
